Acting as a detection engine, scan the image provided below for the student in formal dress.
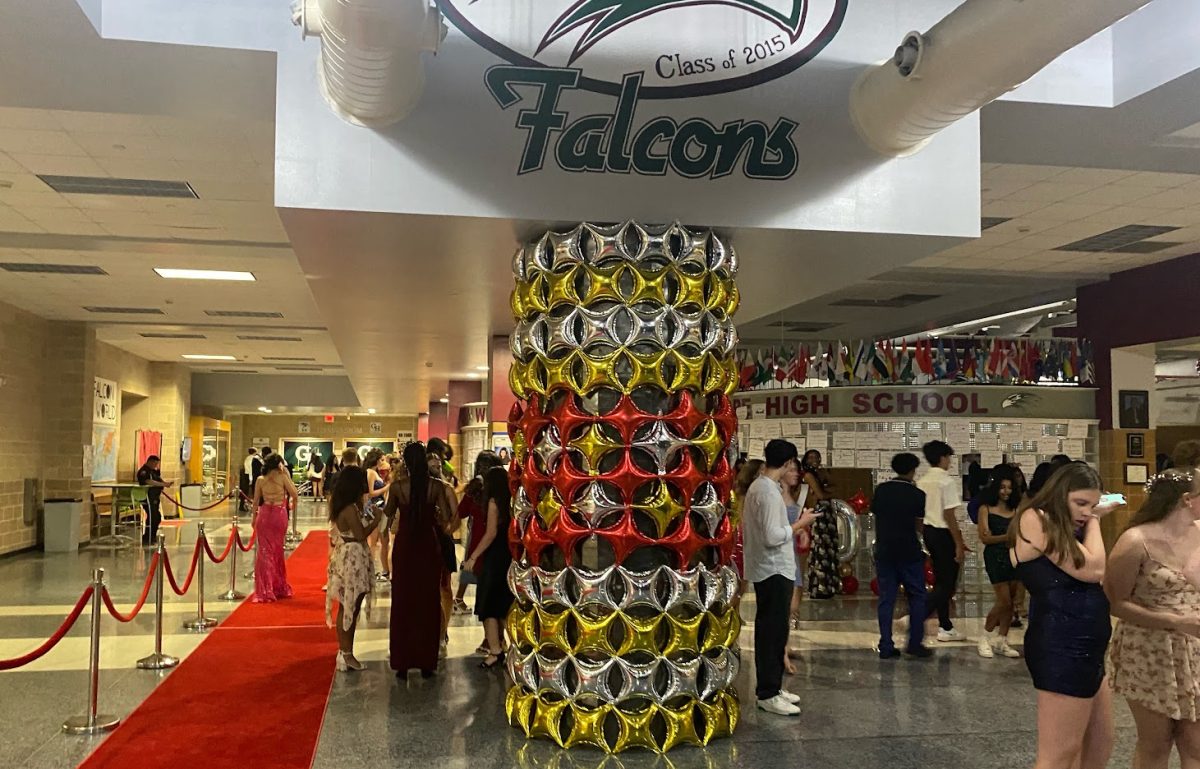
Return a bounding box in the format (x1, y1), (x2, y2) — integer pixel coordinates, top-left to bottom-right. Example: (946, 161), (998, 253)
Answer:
(1009, 462), (1115, 769)
(251, 454), (298, 603)
(977, 465), (1022, 659)
(1106, 469), (1200, 769)
(326, 466), (380, 671)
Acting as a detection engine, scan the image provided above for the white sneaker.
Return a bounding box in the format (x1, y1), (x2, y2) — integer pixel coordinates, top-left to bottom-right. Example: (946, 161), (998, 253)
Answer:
(996, 638), (1021, 658)
(937, 628), (965, 642)
(779, 691), (801, 705)
(976, 636), (994, 658)
(757, 694), (801, 716)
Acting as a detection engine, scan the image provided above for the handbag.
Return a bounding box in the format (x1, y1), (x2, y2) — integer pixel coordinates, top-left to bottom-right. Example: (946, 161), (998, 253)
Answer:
(438, 529), (458, 574)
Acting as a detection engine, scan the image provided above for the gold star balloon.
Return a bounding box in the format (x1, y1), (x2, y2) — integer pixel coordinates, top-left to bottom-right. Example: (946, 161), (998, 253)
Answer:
(506, 222), (741, 753)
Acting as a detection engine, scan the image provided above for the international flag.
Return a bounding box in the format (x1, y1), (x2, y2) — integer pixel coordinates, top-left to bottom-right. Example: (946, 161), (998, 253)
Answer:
(853, 340), (872, 384)
(933, 339), (947, 381)
(899, 341), (914, 383)
(1004, 340), (1021, 381)
(1080, 339), (1095, 386)
(915, 339), (934, 381)
(1063, 341), (1079, 381)
(739, 351), (757, 390)
(986, 338), (1004, 380)
(946, 340), (960, 380)
(962, 342), (977, 381)
(788, 344), (809, 384)
(838, 341), (853, 385)
(871, 340), (891, 382)
(774, 348), (788, 384)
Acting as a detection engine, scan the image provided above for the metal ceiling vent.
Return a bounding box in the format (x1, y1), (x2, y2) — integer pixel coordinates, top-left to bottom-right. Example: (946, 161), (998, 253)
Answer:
(293, 0), (445, 127)
(84, 306), (164, 314)
(851, 0), (1157, 156)
(1055, 224), (1180, 253)
(37, 175), (198, 198)
(830, 293), (941, 308)
(0, 263), (107, 275)
(205, 310), (284, 318)
(140, 332), (207, 339)
(238, 335), (303, 342)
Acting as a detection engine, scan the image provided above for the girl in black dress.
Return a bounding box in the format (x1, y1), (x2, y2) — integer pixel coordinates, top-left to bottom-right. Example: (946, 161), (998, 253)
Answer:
(463, 466), (514, 669)
(1009, 462), (1116, 769)
(802, 450), (840, 599)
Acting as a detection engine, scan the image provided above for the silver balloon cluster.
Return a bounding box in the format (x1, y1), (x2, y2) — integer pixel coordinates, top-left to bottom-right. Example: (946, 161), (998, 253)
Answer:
(508, 564), (741, 614)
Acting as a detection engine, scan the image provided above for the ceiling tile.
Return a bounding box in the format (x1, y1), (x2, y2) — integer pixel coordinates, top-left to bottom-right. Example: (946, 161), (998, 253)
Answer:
(1120, 171), (1199, 188)
(1002, 181), (1097, 202)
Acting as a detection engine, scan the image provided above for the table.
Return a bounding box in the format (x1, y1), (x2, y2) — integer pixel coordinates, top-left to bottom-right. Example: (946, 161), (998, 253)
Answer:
(90, 483), (145, 549)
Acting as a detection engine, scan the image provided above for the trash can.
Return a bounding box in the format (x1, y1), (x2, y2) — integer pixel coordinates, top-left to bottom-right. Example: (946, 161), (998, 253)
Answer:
(44, 498), (82, 553)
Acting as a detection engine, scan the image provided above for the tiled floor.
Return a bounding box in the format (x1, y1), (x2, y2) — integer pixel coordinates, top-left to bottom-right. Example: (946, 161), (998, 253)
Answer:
(0, 500), (1171, 768)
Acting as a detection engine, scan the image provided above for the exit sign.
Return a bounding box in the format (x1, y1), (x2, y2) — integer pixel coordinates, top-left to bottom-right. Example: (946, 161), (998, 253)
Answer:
(324, 415), (335, 423)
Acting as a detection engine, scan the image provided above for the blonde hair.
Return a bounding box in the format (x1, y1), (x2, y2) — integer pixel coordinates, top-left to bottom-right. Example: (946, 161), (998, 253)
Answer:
(1008, 462), (1101, 569)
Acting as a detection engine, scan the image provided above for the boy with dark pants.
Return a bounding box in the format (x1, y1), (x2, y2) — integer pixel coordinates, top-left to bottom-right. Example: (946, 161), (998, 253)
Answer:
(917, 440), (967, 642)
(742, 439), (819, 716)
(872, 452), (932, 658)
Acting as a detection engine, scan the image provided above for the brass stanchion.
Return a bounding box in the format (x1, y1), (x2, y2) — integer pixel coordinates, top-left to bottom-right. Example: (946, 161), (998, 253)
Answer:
(218, 518), (246, 601)
(63, 569), (121, 734)
(137, 534), (179, 670)
(284, 501), (301, 551)
(183, 522), (217, 632)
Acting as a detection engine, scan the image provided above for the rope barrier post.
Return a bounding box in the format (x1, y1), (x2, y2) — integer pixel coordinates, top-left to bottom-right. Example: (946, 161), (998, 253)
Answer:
(63, 569), (121, 735)
(218, 518), (246, 602)
(183, 523), (217, 632)
(137, 534), (179, 670)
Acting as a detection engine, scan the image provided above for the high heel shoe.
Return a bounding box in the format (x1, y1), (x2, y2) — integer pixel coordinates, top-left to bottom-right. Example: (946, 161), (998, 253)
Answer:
(336, 652), (364, 672)
(479, 650), (506, 670)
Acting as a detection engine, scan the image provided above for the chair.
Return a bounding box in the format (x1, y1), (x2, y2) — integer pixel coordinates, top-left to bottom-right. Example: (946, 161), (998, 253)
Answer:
(116, 486), (150, 540)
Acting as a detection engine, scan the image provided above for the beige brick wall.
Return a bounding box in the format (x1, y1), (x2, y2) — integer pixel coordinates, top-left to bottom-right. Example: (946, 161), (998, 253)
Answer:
(148, 363), (191, 485)
(0, 301), (50, 554)
(40, 322), (96, 543)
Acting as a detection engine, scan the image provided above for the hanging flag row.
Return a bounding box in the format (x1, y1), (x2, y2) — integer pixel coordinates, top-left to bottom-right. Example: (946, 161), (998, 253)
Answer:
(735, 337), (1095, 391)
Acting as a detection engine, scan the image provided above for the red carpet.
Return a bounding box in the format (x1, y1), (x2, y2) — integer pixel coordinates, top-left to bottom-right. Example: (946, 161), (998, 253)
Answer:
(79, 532), (336, 769)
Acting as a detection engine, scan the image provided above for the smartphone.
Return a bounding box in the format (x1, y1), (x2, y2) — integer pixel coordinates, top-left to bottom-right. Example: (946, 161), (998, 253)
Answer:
(1099, 493), (1126, 507)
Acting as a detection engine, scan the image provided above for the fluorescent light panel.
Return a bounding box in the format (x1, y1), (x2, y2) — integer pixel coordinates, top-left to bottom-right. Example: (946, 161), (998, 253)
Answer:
(182, 354), (237, 361)
(155, 268), (256, 282)
(925, 300), (1073, 337)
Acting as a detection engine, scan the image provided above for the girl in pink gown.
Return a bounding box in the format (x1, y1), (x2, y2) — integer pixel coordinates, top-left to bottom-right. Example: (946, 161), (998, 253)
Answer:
(252, 454), (299, 603)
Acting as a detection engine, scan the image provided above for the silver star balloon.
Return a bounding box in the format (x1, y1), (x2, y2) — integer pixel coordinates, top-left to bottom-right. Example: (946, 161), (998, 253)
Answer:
(661, 656), (702, 701)
(631, 421), (689, 475)
(690, 483), (726, 538)
(614, 657), (659, 701)
(577, 304), (625, 349)
(535, 654), (573, 699)
(707, 232), (738, 277)
(615, 221), (648, 261)
(532, 566), (573, 609)
(511, 245), (528, 282)
(701, 650), (737, 699)
(514, 488), (535, 536)
(670, 308), (707, 350)
(532, 424), (566, 473)
(548, 226), (586, 273)
(573, 656), (615, 700)
(718, 567), (740, 608)
(662, 567), (705, 612)
(671, 225), (709, 274)
(637, 222), (671, 263)
(516, 317), (547, 360)
(699, 568), (720, 612)
(544, 308), (581, 354)
(626, 305), (672, 348)
(584, 222), (623, 266)
(509, 562), (538, 606)
(618, 567), (663, 612)
(570, 482), (625, 529)
(510, 649), (539, 690)
(574, 566), (618, 611)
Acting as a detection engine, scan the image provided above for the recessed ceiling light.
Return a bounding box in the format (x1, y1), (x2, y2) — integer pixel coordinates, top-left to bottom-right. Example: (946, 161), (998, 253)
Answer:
(257, 406), (272, 413)
(367, 408), (376, 414)
(467, 372), (480, 378)
(439, 397), (449, 403)
(182, 354), (237, 361)
(981, 325), (1000, 331)
(475, 365), (490, 371)
(155, 268), (256, 282)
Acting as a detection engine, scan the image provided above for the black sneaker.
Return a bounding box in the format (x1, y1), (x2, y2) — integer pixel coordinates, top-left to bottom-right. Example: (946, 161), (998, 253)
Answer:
(905, 645), (933, 658)
(1011, 616), (1024, 628)
(879, 648), (902, 660)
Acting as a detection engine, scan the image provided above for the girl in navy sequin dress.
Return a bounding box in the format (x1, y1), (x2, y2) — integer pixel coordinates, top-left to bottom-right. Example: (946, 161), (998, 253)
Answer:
(1009, 462), (1116, 769)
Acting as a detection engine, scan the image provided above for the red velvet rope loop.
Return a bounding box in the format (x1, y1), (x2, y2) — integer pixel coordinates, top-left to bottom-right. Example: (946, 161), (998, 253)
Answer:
(100, 555), (158, 623)
(235, 527), (256, 553)
(202, 532), (236, 564)
(0, 587), (94, 670)
(161, 491), (234, 512)
(163, 543), (202, 596)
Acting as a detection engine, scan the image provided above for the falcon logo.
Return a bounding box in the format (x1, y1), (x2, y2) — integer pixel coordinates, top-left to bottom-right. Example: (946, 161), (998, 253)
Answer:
(538, 0), (809, 63)
(439, 0), (846, 98)
(1002, 393), (1040, 410)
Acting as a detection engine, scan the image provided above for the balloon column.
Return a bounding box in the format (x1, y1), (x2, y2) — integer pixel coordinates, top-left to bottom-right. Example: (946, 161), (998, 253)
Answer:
(504, 222), (743, 753)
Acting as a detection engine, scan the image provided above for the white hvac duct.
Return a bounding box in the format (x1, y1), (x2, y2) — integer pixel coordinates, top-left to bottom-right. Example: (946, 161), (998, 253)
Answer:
(292, 0), (444, 127)
(850, 0), (1156, 156)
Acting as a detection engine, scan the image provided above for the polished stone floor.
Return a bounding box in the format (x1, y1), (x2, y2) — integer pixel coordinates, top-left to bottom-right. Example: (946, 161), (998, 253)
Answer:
(0, 499), (1171, 768)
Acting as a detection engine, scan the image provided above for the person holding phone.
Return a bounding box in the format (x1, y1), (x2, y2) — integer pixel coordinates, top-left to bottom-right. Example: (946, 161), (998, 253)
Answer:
(1106, 469), (1200, 769)
(872, 452), (933, 659)
(1009, 462), (1115, 769)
